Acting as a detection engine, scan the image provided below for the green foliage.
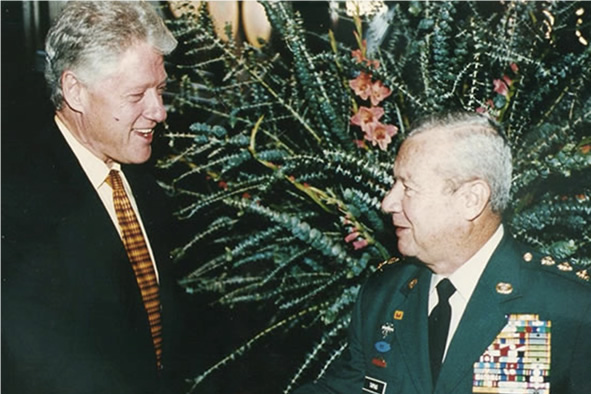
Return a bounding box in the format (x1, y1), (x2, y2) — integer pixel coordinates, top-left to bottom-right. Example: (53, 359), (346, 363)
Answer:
(159, 1), (590, 392)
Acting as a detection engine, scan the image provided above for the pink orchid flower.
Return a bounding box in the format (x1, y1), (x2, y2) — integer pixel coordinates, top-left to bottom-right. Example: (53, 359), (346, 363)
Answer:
(493, 78), (509, 97)
(510, 63), (519, 73)
(349, 72), (373, 100)
(352, 48), (365, 63)
(352, 48), (380, 68)
(353, 139), (367, 149)
(353, 239), (369, 250)
(345, 231), (360, 243)
(364, 122), (398, 151)
(350, 106), (384, 132)
(369, 80), (392, 106)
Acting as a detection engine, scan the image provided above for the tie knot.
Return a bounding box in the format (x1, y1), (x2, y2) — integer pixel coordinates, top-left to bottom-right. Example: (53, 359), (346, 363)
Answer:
(106, 169), (124, 190)
(436, 278), (456, 302)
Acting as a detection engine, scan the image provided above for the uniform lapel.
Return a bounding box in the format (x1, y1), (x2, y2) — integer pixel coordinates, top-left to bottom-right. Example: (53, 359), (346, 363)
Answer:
(394, 267), (434, 394)
(435, 235), (523, 394)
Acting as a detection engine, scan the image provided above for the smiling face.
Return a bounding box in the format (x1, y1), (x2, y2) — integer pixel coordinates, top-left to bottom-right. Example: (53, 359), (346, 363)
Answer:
(381, 132), (467, 268)
(73, 41), (168, 165)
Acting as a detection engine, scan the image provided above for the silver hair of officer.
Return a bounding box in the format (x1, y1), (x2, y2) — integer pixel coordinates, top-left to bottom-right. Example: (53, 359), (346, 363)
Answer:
(407, 112), (513, 214)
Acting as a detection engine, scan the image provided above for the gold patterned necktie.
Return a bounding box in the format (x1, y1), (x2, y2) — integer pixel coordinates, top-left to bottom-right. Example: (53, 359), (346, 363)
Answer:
(106, 169), (162, 369)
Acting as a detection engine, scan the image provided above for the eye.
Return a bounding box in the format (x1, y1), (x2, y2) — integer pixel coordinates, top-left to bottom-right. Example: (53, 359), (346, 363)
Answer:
(128, 92), (145, 102)
(399, 181), (418, 197)
(156, 83), (167, 97)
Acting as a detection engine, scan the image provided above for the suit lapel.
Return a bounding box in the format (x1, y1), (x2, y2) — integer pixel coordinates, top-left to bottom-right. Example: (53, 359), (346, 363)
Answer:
(394, 267), (434, 394)
(435, 235), (523, 394)
(43, 120), (126, 261)
(44, 121), (152, 311)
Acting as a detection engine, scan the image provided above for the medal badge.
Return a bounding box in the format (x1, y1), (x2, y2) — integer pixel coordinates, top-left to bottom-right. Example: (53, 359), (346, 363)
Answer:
(473, 314), (551, 393)
(371, 322), (395, 369)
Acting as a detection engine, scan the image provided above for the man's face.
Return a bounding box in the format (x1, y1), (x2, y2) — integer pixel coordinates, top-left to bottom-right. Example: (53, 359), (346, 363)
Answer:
(76, 41), (168, 164)
(381, 133), (465, 266)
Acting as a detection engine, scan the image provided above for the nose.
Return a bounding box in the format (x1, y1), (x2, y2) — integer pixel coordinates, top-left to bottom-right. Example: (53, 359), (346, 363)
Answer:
(381, 182), (403, 213)
(144, 89), (167, 123)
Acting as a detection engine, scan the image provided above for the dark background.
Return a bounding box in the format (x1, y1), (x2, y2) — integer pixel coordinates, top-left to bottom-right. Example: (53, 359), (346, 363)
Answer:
(2, 1), (53, 150)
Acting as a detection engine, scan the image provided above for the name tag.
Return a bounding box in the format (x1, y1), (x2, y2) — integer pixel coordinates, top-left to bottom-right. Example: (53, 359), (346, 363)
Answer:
(363, 376), (387, 394)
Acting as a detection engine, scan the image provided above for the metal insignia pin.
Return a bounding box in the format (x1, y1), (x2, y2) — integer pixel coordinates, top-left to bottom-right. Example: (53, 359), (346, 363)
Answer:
(576, 269), (590, 281)
(496, 282), (513, 295)
(393, 310), (404, 320)
(541, 256), (555, 266)
(408, 278), (418, 289)
(523, 252), (533, 262)
(381, 322), (395, 338)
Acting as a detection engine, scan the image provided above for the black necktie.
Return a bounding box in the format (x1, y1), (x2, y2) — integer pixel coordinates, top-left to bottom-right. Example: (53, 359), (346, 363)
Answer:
(429, 278), (456, 384)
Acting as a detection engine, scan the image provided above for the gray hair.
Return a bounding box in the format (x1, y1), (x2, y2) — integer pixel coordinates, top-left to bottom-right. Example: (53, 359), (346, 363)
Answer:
(408, 111), (513, 213)
(45, 1), (177, 109)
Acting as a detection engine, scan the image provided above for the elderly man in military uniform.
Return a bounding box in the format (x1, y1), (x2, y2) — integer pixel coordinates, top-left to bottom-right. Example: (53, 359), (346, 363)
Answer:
(295, 111), (591, 394)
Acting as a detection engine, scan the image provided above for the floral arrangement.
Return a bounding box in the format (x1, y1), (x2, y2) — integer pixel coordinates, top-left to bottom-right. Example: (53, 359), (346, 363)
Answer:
(349, 27), (397, 151)
(159, 1), (590, 392)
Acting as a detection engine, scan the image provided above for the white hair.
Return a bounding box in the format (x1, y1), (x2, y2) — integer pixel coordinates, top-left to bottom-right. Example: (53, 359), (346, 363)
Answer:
(408, 112), (513, 213)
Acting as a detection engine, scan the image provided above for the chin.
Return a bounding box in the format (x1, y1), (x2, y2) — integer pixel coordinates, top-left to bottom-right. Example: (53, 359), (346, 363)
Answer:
(127, 150), (152, 164)
(397, 241), (418, 258)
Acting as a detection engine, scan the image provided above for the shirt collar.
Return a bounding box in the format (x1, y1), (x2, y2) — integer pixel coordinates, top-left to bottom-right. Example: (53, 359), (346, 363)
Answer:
(431, 224), (504, 301)
(55, 115), (121, 188)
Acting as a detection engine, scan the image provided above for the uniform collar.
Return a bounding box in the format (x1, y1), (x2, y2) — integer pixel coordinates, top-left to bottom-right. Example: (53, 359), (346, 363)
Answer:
(430, 224), (504, 302)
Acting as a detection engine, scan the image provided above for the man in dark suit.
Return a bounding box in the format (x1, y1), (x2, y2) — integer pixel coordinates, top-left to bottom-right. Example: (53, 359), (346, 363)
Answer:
(295, 112), (591, 393)
(2, 2), (185, 393)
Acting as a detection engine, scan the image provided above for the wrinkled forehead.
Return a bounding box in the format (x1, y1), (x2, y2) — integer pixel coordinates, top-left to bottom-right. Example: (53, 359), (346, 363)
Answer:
(395, 133), (448, 168)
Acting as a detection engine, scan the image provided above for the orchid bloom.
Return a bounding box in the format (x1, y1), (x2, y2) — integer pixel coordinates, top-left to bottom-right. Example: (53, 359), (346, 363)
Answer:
(352, 48), (365, 63)
(350, 106), (384, 132)
(510, 63), (519, 73)
(352, 47), (379, 69)
(353, 239), (369, 250)
(369, 80), (392, 106)
(353, 139), (367, 149)
(349, 72), (373, 100)
(364, 122), (398, 151)
(493, 78), (509, 97)
(345, 231), (360, 243)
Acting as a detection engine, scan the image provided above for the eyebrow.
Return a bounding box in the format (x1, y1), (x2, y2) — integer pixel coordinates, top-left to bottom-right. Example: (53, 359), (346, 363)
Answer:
(395, 173), (422, 190)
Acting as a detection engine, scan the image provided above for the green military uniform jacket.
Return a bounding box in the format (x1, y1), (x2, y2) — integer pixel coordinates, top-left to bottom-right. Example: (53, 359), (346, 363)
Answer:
(295, 234), (591, 393)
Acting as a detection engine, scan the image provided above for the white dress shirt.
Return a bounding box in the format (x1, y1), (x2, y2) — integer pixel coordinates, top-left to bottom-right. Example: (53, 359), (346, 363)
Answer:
(55, 115), (159, 281)
(428, 224), (504, 361)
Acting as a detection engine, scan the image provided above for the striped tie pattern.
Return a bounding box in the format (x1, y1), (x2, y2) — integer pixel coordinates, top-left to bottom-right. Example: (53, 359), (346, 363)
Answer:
(107, 170), (162, 369)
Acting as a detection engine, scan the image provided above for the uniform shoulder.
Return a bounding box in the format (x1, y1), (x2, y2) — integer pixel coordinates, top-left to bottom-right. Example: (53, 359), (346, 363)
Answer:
(363, 256), (424, 291)
(517, 245), (590, 290)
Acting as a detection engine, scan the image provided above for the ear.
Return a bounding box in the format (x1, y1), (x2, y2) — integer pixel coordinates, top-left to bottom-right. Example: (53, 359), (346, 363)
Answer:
(459, 179), (491, 221)
(60, 71), (85, 113)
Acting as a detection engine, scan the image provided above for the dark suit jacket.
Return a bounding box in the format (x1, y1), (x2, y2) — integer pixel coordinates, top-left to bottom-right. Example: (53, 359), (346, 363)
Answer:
(2, 120), (185, 393)
(295, 234), (591, 393)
